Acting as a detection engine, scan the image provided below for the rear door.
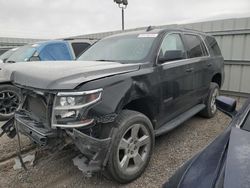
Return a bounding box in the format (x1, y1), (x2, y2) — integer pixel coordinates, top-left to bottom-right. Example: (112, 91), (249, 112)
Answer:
(157, 33), (194, 126)
(183, 33), (210, 104)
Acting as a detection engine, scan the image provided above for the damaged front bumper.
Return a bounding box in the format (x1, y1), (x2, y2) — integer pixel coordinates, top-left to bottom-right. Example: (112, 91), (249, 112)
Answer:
(15, 112), (57, 147)
(1, 110), (113, 173)
(68, 129), (112, 173)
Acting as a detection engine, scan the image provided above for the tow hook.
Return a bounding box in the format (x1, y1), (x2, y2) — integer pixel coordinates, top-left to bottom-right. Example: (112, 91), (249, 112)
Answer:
(0, 117), (16, 138)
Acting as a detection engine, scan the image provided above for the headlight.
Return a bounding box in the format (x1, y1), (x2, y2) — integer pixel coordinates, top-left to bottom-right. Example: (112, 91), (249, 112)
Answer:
(59, 97), (75, 106)
(52, 88), (103, 128)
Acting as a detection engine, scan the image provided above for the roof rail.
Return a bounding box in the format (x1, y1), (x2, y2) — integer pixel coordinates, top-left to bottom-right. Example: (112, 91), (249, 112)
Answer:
(63, 38), (97, 41)
(63, 38), (75, 41)
(182, 27), (203, 33)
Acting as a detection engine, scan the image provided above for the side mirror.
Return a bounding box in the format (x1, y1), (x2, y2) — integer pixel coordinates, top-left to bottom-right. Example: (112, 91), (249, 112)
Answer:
(216, 96), (237, 117)
(158, 50), (184, 63)
(29, 56), (40, 61)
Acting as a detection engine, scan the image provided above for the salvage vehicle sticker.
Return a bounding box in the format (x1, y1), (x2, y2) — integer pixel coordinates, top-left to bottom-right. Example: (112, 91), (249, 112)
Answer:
(138, 34), (158, 38)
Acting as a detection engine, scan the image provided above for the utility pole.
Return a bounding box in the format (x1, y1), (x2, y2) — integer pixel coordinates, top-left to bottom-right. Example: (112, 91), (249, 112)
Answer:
(121, 7), (124, 30)
(114, 0), (128, 30)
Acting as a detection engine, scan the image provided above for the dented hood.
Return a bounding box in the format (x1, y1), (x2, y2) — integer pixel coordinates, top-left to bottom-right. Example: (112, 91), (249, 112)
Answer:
(8, 61), (140, 90)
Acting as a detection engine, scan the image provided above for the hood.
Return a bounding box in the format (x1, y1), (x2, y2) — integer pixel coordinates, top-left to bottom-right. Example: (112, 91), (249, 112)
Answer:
(8, 61), (140, 90)
(224, 127), (250, 188)
(172, 126), (231, 188)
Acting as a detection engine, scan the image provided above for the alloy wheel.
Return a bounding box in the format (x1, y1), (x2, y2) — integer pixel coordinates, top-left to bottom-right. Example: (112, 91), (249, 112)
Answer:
(0, 91), (20, 115)
(211, 88), (219, 114)
(117, 123), (151, 175)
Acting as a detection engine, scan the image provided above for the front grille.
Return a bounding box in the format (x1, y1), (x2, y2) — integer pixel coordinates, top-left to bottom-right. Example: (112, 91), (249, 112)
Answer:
(25, 95), (47, 122)
(20, 90), (54, 128)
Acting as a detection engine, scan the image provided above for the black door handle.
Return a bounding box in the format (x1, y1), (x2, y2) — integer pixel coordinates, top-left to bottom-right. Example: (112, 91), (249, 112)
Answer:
(186, 68), (194, 72)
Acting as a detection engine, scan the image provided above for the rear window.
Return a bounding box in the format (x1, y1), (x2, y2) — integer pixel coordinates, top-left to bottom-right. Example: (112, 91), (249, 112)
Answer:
(204, 36), (222, 56)
(184, 34), (208, 58)
(71, 42), (91, 58)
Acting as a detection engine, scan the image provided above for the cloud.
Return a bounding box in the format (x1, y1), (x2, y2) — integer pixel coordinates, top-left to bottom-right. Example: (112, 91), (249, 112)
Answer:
(0, 0), (249, 39)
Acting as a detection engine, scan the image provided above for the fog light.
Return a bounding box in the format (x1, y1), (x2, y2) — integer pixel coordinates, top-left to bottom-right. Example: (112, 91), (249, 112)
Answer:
(60, 110), (76, 118)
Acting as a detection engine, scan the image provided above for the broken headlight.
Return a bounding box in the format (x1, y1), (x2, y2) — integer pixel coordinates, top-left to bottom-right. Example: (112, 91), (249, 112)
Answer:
(52, 88), (103, 128)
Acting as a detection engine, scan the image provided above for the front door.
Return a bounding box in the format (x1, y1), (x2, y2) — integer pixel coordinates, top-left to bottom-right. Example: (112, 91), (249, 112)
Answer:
(157, 33), (194, 127)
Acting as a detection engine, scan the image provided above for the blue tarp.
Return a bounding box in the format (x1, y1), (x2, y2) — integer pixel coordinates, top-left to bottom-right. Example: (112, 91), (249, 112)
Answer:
(38, 42), (72, 61)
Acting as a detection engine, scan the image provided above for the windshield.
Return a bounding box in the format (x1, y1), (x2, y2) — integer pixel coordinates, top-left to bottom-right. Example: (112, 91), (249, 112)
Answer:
(0, 49), (17, 61)
(78, 34), (156, 63)
(7, 45), (37, 62)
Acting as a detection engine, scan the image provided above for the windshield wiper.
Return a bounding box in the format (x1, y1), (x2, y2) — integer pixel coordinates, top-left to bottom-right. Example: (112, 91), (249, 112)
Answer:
(6, 60), (16, 63)
(95, 59), (114, 62)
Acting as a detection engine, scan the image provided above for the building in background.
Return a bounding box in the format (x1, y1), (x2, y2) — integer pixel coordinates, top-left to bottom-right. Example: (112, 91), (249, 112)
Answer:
(1, 17), (250, 97)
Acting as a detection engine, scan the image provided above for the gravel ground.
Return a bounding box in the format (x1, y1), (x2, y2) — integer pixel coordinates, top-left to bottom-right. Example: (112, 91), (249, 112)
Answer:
(0, 134), (34, 163)
(0, 110), (232, 188)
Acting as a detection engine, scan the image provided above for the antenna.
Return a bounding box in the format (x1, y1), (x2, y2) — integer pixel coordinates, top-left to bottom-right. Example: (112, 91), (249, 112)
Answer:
(146, 26), (154, 32)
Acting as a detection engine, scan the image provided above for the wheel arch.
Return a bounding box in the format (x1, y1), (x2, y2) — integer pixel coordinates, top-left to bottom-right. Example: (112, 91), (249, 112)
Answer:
(122, 97), (158, 128)
(211, 73), (222, 88)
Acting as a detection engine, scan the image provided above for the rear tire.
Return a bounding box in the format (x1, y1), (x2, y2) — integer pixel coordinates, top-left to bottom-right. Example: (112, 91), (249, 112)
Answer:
(199, 82), (219, 118)
(0, 84), (21, 121)
(106, 110), (154, 183)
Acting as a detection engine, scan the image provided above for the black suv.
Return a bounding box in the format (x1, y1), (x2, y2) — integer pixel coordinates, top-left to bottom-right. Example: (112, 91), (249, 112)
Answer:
(1, 28), (224, 183)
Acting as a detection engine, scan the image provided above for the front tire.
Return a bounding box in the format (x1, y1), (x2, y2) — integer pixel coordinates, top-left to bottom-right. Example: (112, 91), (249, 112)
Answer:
(0, 84), (21, 121)
(199, 82), (219, 118)
(106, 110), (154, 183)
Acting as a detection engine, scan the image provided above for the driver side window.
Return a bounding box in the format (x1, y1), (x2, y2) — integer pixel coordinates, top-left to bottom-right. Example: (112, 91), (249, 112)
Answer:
(159, 33), (185, 60)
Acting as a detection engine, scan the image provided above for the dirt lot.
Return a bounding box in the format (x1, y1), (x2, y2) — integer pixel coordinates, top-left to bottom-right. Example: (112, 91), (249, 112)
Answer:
(0, 110), (233, 188)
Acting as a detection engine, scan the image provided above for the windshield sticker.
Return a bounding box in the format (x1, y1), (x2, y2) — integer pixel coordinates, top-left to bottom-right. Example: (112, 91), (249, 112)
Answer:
(138, 34), (158, 38)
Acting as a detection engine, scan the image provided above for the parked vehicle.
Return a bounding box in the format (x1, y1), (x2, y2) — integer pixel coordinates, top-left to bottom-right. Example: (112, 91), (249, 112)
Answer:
(164, 96), (250, 188)
(6, 39), (95, 63)
(0, 39), (95, 121)
(1, 28), (224, 183)
(0, 47), (19, 62)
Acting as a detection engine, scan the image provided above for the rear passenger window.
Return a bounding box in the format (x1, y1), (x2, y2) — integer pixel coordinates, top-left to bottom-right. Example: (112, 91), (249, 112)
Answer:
(184, 34), (207, 58)
(204, 36), (221, 56)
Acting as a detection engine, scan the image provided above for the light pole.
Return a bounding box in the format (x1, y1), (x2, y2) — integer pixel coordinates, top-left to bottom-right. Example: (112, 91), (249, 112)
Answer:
(114, 0), (128, 30)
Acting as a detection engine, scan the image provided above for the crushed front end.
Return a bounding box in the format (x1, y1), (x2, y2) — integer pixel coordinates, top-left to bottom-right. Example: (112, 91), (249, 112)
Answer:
(1, 86), (115, 173)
